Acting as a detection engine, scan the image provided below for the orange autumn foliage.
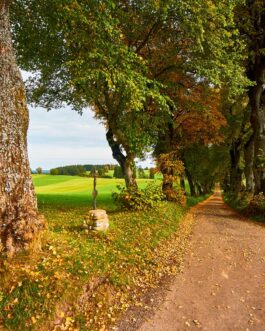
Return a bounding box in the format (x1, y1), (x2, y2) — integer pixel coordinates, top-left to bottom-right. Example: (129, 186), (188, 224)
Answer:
(175, 84), (226, 145)
(162, 69), (226, 146)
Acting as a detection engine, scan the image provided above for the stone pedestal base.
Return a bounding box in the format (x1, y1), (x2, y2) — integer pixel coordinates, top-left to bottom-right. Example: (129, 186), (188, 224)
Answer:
(83, 209), (109, 232)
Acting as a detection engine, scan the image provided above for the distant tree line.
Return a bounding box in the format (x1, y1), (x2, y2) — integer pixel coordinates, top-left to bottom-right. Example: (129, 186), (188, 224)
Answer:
(83, 164), (116, 171)
(49, 164), (156, 179)
(50, 165), (86, 176)
(36, 167), (42, 174)
(50, 164), (116, 177)
(113, 165), (155, 179)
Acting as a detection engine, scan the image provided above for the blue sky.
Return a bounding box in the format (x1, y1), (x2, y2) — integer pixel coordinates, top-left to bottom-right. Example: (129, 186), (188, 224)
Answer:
(27, 106), (115, 169)
(24, 72), (152, 170)
(23, 70), (115, 169)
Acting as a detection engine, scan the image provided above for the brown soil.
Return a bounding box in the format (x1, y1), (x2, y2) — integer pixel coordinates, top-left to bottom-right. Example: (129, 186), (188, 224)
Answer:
(131, 190), (265, 331)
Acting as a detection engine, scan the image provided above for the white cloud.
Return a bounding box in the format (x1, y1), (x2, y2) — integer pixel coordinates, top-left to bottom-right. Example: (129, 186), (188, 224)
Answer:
(29, 145), (114, 169)
(27, 107), (114, 169)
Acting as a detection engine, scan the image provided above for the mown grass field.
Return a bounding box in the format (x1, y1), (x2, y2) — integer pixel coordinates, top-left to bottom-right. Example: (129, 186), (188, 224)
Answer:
(34, 174), (152, 210)
(0, 175), (209, 331)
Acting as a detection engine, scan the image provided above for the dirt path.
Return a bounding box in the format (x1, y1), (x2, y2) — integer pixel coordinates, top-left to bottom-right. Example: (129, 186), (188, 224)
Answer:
(139, 190), (265, 331)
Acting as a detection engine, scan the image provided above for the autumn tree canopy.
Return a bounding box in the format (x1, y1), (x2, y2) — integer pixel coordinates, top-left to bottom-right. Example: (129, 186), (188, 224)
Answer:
(12, 0), (248, 190)
(2, 0), (265, 258)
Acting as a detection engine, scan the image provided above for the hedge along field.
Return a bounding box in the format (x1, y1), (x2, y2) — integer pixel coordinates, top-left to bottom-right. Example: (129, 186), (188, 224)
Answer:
(0, 175), (208, 330)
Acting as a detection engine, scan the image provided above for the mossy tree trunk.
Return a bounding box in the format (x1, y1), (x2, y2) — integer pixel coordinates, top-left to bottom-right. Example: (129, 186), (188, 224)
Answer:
(0, 0), (45, 257)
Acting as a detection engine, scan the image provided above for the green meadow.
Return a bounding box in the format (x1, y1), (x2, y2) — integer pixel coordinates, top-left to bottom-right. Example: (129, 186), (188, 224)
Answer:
(33, 174), (153, 210)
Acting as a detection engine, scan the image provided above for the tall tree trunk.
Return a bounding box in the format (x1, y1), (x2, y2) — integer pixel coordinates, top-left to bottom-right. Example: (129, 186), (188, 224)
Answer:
(180, 175), (186, 193)
(229, 141), (243, 195)
(154, 121), (179, 200)
(222, 173), (230, 193)
(196, 183), (203, 195)
(106, 129), (137, 189)
(0, 1), (45, 257)
(248, 64), (265, 193)
(123, 159), (137, 189)
(244, 135), (255, 193)
(185, 168), (196, 197)
(245, 0), (265, 193)
(160, 165), (174, 198)
(202, 181), (212, 195)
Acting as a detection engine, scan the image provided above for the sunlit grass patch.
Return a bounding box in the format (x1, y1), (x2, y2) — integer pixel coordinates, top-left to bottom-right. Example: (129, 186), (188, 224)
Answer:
(0, 175), (209, 330)
(0, 201), (184, 330)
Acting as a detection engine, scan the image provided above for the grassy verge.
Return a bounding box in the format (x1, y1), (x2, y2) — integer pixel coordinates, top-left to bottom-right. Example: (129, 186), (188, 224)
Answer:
(186, 194), (211, 208)
(223, 192), (265, 223)
(0, 176), (210, 330)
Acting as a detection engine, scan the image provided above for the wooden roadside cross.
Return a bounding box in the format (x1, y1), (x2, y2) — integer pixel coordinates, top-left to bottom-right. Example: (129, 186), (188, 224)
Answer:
(92, 167), (98, 210)
(83, 166), (109, 232)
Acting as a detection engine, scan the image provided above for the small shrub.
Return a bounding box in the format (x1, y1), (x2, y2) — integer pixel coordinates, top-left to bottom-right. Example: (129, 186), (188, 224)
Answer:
(112, 183), (165, 210)
(138, 167), (147, 179)
(101, 175), (112, 179)
(78, 173), (90, 177)
(224, 190), (252, 210)
(113, 166), (124, 178)
(149, 168), (156, 179)
(164, 188), (186, 206)
(50, 168), (59, 175)
(246, 193), (265, 216)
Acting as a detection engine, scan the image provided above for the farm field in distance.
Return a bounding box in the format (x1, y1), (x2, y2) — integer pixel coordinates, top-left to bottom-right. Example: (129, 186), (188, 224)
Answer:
(33, 174), (154, 210)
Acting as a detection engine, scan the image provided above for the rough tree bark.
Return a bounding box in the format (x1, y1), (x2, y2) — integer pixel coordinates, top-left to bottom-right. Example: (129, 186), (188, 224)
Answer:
(185, 168), (196, 197)
(229, 141), (243, 195)
(196, 183), (203, 195)
(244, 0), (265, 194)
(180, 175), (186, 193)
(244, 135), (255, 193)
(248, 64), (265, 194)
(154, 122), (178, 199)
(106, 129), (137, 189)
(0, 0), (45, 257)
(161, 166), (174, 196)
